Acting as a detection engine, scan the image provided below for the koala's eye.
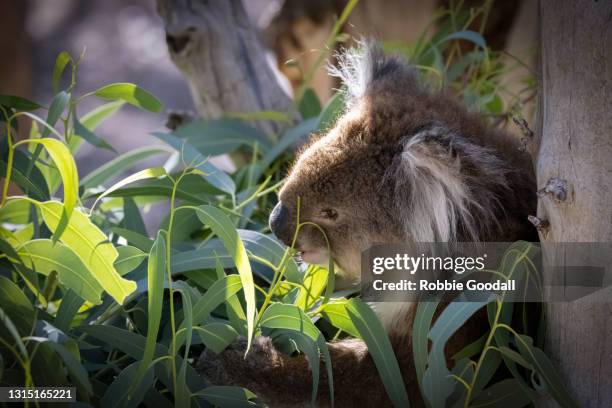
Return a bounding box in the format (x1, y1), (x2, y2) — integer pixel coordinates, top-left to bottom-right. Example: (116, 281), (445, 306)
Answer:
(319, 208), (338, 221)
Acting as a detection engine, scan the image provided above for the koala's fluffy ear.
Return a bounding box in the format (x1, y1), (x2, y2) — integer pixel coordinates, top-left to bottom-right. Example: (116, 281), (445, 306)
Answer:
(385, 125), (506, 243)
(329, 41), (422, 108)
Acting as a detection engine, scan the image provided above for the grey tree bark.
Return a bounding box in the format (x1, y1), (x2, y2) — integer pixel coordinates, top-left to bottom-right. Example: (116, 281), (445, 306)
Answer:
(537, 0), (612, 406)
(156, 0), (299, 137)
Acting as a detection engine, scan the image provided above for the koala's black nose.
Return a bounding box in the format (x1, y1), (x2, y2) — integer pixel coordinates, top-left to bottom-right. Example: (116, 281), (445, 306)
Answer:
(165, 27), (195, 54)
(269, 202), (291, 245)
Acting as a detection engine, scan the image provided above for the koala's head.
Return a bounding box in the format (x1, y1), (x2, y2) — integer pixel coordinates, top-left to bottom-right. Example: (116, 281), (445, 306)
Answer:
(269, 43), (522, 285)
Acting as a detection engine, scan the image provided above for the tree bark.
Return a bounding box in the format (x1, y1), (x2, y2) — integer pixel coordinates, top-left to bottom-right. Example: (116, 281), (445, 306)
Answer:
(537, 0), (612, 406)
(156, 0), (298, 137)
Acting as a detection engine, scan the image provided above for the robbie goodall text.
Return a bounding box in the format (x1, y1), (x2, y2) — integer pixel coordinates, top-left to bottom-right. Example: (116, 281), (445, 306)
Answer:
(361, 243), (527, 302)
(361, 242), (612, 302)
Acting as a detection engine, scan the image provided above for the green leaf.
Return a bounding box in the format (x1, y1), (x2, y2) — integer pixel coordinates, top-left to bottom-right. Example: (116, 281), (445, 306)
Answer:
(275, 330), (321, 405)
(73, 115), (116, 152)
(320, 299), (360, 338)
(110, 227), (154, 252)
(316, 91), (345, 132)
(151, 131), (235, 195)
(0, 275), (35, 339)
(131, 232), (165, 402)
(17, 139), (78, 241)
(102, 361), (154, 408)
(55, 289), (84, 331)
(215, 258), (247, 336)
(176, 287), (194, 407)
(470, 379), (531, 408)
(123, 197), (147, 236)
(0, 95), (41, 111)
(259, 303), (320, 341)
(413, 300), (439, 405)
(0, 192), (40, 224)
(44, 341), (93, 396)
(423, 301), (486, 408)
(69, 100), (127, 153)
(42, 91), (70, 137)
(90, 167), (166, 212)
(173, 119), (272, 155)
(513, 334), (578, 408)
(93, 83), (163, 113)
(176, 275), (242, 347)
(80, 146), (169, 190)
(194, 386), (257, 408)
(0, 149), (50, 201)
(114, 245), (147, 276)
(346, 298), (410, 407)
(97, 173), (215, 204)
(52, 51), (72, 93)
(471, 347), (502, 397)
(0, 306), (28, 359)
(258, 303), (333, 405)
(81, 100), (125, 130)
(439, 30), (487, 49)
(452, 332), (487, 362)
(171, 230), (301, 285)
(194, 205), (256, 351)
(196, 322), (239, 354)
(254, 117), (317, 179)
(17, 239), (104, 304)
(30, 200), (137, 304)
(495, 346), (532, 369)
(296, 265), (328, 310)
(79, 325), (206, 392)
(298, 88), (322, 119)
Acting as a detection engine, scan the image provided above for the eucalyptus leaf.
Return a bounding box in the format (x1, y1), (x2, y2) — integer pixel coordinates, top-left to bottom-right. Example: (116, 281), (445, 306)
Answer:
(17, 239), (104, 304)
(52, 51), (71, 93)
(93, 83), (163, 113)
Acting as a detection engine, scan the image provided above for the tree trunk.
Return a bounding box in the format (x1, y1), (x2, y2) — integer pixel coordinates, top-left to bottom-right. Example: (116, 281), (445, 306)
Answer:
(537, 0), (612, 406)
(156, 0), (298, 137)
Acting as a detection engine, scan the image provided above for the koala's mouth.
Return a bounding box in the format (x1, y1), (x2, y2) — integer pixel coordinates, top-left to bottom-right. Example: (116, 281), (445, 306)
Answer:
(296, 248), (329, 265)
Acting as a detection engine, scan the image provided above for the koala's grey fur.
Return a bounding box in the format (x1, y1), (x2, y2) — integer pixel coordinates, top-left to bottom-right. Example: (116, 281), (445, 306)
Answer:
(198, 42), (537, 407)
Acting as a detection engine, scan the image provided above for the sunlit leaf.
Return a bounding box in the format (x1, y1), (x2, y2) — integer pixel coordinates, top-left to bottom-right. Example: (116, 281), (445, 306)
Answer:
(17, 239), (103, 304)
(320, 299), (360, 338)
(90, 167), (166, 212)
(17, 139), (78, 241)
(52, 51), (72, 93)
(25, 200), (137, 304)
(296, 265), (328, 310)
(93, 83), (163, 113)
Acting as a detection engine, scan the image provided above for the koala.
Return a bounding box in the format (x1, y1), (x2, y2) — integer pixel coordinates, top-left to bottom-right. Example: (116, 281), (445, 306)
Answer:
(198, 44), (537, 407)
